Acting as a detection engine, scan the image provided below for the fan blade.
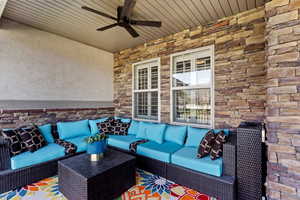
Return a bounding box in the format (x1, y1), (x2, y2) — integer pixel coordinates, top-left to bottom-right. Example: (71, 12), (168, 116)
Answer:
(130, 20), (162, 27)
(82, 6), (117, 21)
(97, 23), (119, 31)
(121, 0), (136, 18)
(124, 25), (139, 38)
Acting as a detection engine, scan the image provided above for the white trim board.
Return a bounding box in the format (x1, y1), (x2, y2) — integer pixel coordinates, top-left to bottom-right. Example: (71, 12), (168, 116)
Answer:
(169, 45), (215, 128)
(0, 0), (8, 18)
(132, 57), (161, 123)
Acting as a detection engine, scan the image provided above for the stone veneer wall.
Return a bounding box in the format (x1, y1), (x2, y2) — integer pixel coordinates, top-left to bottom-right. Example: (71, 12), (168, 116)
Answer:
(265, 0), (300, 199)
(114, 7), (266, 128)
(0, 107), (114, 129)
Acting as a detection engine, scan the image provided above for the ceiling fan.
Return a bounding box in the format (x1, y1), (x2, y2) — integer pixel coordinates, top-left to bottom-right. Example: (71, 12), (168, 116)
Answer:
(82, 0), (162, 38)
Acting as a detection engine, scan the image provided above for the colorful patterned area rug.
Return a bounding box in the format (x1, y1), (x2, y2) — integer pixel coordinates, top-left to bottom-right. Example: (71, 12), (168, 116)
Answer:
(0, 169), (213, 200)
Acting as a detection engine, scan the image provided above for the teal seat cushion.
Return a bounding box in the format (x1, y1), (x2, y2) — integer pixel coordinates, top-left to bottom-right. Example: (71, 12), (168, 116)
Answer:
(66, 136), (88, 153)
(89, 118), (108, 135)
(136, 122), (151, 139)
(171, 147), (223, 177)
(108, 135), (141, 150)
(185, 127), (210, 147)
(128, 120), (140, 135)
(57, 120), (91, 139)
(136, 141), (182, 163)
(146, 123), (166, 144)
(10, 143), (65, 170)
(38, 124), (54, 143)
(164, 125), (187, 145)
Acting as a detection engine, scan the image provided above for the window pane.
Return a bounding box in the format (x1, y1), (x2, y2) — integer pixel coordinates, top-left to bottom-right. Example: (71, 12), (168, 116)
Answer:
(150, 91), (158, 117)
(173, 88), (211, 125)
(151, 66), (158, 89)
(135, 92), (148, 118)
(195, 57), (211, 85)
(173, 60), (191, 87)
(138, 68), (148, 90)
(134, 92), (158, 120)
(172, 56), (211, 87)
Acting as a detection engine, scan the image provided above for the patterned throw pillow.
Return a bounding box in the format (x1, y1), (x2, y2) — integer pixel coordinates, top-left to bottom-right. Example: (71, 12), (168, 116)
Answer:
(197, 130), (215, 158)
(112, 120), (130, 135)
(19, 126), (47, 152)
(1, 129), (27, 156)
(55, 139), (77, 155)
(97, 117), (115, 134)
(210, 131), (227, 160)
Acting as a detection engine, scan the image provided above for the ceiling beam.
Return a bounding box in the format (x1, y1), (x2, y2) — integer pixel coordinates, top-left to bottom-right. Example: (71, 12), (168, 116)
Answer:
(0, 0), (8, 18)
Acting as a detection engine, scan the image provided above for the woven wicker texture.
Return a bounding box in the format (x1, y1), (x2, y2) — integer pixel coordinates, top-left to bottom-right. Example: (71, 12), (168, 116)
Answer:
(58, 150), (136, 200)
(237, 123), (263, 200)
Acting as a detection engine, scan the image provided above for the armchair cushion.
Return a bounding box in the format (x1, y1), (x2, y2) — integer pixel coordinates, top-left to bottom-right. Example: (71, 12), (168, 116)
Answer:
(10, 143), (65, 170)
(146, 123), (166, 144)
(164, 125), (187, 145)
(136, 141), (182, 163)
(57, 120), (91, 139)
(128, 120), (140, 135)
(136, 122), (150, 139)
(38, 124), (54, 143)
(108, 135), (140, 151)
(171, 147), (223, 177)
(185, 127), (210, 147)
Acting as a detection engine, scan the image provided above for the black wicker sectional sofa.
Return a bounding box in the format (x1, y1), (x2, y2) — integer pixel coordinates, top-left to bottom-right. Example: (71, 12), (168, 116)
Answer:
(0, 117), (237, 200)
(109, 132), (237, 200)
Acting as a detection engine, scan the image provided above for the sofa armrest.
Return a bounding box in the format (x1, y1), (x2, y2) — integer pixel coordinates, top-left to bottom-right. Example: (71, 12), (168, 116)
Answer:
(0, 136), (11, 171)
(223, 133), (236, 177)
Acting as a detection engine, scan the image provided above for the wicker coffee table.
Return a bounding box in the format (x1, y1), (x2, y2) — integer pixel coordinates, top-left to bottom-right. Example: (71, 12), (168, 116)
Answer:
(58, 149), (136, 200)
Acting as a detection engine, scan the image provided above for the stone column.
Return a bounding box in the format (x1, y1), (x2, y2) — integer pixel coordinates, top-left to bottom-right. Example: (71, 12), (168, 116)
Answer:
(265, 0), (300, 199)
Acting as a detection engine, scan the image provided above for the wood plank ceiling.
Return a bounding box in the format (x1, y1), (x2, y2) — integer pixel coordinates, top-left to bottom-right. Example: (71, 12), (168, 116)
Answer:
(3, 0), (268, 52)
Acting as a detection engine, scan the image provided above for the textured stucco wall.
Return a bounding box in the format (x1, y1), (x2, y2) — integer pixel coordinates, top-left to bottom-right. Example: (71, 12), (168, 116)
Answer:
(0, 18), (113, 102)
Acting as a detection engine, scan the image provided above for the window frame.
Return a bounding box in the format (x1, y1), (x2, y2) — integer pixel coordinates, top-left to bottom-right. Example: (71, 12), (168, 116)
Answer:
(132, 57), (161, 122)
(170, 45), (215, 128)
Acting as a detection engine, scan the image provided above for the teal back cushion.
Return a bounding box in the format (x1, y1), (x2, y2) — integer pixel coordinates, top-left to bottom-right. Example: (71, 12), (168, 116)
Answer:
(57, 119), (91, 140)
(128, 120), (140, 135)
(136, 122), (151, 139)
(185, 127), (210, 147)
(164, 125), (187, 145)
(146, 123), (166, 144)
(38, 124), (54, 143)
(89, 118), (108, 135)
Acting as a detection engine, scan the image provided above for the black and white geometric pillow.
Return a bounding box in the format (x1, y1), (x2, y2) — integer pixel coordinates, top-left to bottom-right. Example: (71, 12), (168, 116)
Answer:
(55, 139), (77, 155)
(210, 131), (227, 160)
(112, 120), (130, 135)
(1, 129), (27, 156)
(197, 130), (215, 158)
(96, 117), (115, 134)
(19, 126), (47, 152)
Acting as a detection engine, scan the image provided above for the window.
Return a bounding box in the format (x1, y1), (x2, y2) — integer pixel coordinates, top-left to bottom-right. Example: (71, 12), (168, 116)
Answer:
(171, 46), (214, 127)
(133, 58), (160, 121)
